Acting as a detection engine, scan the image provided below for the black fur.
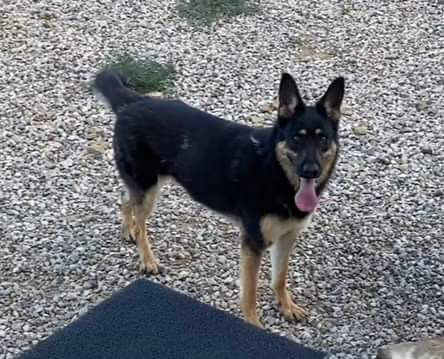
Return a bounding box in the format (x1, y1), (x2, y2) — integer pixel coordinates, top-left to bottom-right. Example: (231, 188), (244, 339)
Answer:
(94, 70), (343, 252)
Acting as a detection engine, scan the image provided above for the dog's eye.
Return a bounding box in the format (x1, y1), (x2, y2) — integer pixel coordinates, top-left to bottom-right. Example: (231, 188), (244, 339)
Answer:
(293, 135), (303, 143)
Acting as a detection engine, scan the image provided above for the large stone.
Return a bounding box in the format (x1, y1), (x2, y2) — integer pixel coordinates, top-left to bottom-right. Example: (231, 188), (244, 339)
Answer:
(297, 46), (334, 62)
(353, 125), (369, 135)
(341, 105), (353, 116)
(87, 141), (107, 154)
(145, 91), (164, 98)
(259, 102), (275, 113)
(377, 337), (444, 359)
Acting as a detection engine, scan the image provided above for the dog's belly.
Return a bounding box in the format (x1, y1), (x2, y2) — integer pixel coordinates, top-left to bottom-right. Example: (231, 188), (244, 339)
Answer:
(170, 166), (239, 217)
(182, 185), (238, 218)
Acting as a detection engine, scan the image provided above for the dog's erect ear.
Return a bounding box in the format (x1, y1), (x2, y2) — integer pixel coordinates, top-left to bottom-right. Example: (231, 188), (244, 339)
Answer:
(278, 73), (305, 120)
(317, 77), (345, 121)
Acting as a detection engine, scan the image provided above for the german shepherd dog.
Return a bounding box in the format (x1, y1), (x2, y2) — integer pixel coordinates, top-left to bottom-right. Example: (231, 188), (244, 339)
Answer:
(94, 70), (344, 327)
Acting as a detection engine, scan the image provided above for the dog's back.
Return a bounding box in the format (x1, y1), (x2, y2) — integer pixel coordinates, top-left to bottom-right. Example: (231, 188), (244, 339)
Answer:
(94, 70), (257, 215)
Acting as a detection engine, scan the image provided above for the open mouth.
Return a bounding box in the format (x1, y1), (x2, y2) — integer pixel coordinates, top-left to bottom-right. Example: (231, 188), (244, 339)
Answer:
(294, 177), (319, 212)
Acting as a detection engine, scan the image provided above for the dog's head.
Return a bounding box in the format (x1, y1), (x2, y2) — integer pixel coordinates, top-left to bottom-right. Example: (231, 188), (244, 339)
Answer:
(275, 73), (344, 212)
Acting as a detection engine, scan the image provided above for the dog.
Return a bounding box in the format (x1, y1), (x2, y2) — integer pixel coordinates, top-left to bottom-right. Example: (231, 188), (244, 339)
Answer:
(94, 69), (344, 327)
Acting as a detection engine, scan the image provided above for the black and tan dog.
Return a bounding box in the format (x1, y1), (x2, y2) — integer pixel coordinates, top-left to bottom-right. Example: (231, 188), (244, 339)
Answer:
(94, 70), (344, 327)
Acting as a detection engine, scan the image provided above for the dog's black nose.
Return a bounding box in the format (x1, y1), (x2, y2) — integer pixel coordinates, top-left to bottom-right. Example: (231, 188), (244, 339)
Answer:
(301, 163), (321, 178)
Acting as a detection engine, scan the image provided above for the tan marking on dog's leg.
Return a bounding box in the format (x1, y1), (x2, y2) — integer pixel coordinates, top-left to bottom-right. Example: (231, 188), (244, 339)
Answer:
(270, 233), (307, 321)
(133, 184), (161, 275)
(120, 189), (135, 242)
(240, 242), (264, 328)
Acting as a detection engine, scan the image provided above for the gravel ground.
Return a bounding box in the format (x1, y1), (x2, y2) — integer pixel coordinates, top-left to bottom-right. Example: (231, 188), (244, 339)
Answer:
(1, 1), (443, 358)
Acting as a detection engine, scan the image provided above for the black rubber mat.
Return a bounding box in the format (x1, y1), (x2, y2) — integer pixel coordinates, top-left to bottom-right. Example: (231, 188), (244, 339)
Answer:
(21, 279), (326, 359)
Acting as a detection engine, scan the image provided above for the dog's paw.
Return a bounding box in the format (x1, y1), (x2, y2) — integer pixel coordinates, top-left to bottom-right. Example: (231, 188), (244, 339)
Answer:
(121, 229), (135, 243)
(279, 300), (307, 321)
(120, 224), (136, 243)
(245, 316), (264, 329)
(139, 260), (163, 275)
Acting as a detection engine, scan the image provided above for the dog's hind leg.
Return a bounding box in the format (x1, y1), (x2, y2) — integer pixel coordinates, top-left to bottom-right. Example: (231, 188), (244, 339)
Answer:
(130, 182), (162, 275)
(270, 232), (307, 321)
(120, 188), (135, 242)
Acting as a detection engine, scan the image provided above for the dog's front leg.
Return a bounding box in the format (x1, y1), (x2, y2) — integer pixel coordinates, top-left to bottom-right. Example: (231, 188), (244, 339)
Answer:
(240, 238), (264, 328)
(270, 232), (307, 321)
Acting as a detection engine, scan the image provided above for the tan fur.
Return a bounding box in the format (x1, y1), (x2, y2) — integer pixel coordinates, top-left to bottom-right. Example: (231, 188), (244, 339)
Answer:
(260, 214), (312, 246)
(120, 196), (135, 242)
(122, 176), (169, 274)
(276, 139), (338, 193)
(275, 141), (300, 190)
(257, 137), (337, 325)
(318, 142), (338, 184)
(262, 215), (312, 322)
(239, 214), (312, 327)
(270, 232), (308, 320)
(240, 241), (263, 328)
(133, 185), (161, 274)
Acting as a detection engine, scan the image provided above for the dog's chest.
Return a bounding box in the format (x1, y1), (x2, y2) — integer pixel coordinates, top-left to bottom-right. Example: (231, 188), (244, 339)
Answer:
(260, 214), (312, 246)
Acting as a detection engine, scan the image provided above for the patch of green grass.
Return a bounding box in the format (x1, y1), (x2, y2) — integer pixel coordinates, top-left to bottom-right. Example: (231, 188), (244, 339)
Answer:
(177, 0), (258, 25)
(105, 54), (176, 94)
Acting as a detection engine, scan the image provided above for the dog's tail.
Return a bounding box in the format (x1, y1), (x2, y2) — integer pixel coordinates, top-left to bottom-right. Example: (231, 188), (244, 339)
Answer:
(94, 69), (143, 113)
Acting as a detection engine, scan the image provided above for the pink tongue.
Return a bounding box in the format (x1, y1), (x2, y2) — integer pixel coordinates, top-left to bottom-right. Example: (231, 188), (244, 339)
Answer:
(295, 178), (319, 212)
